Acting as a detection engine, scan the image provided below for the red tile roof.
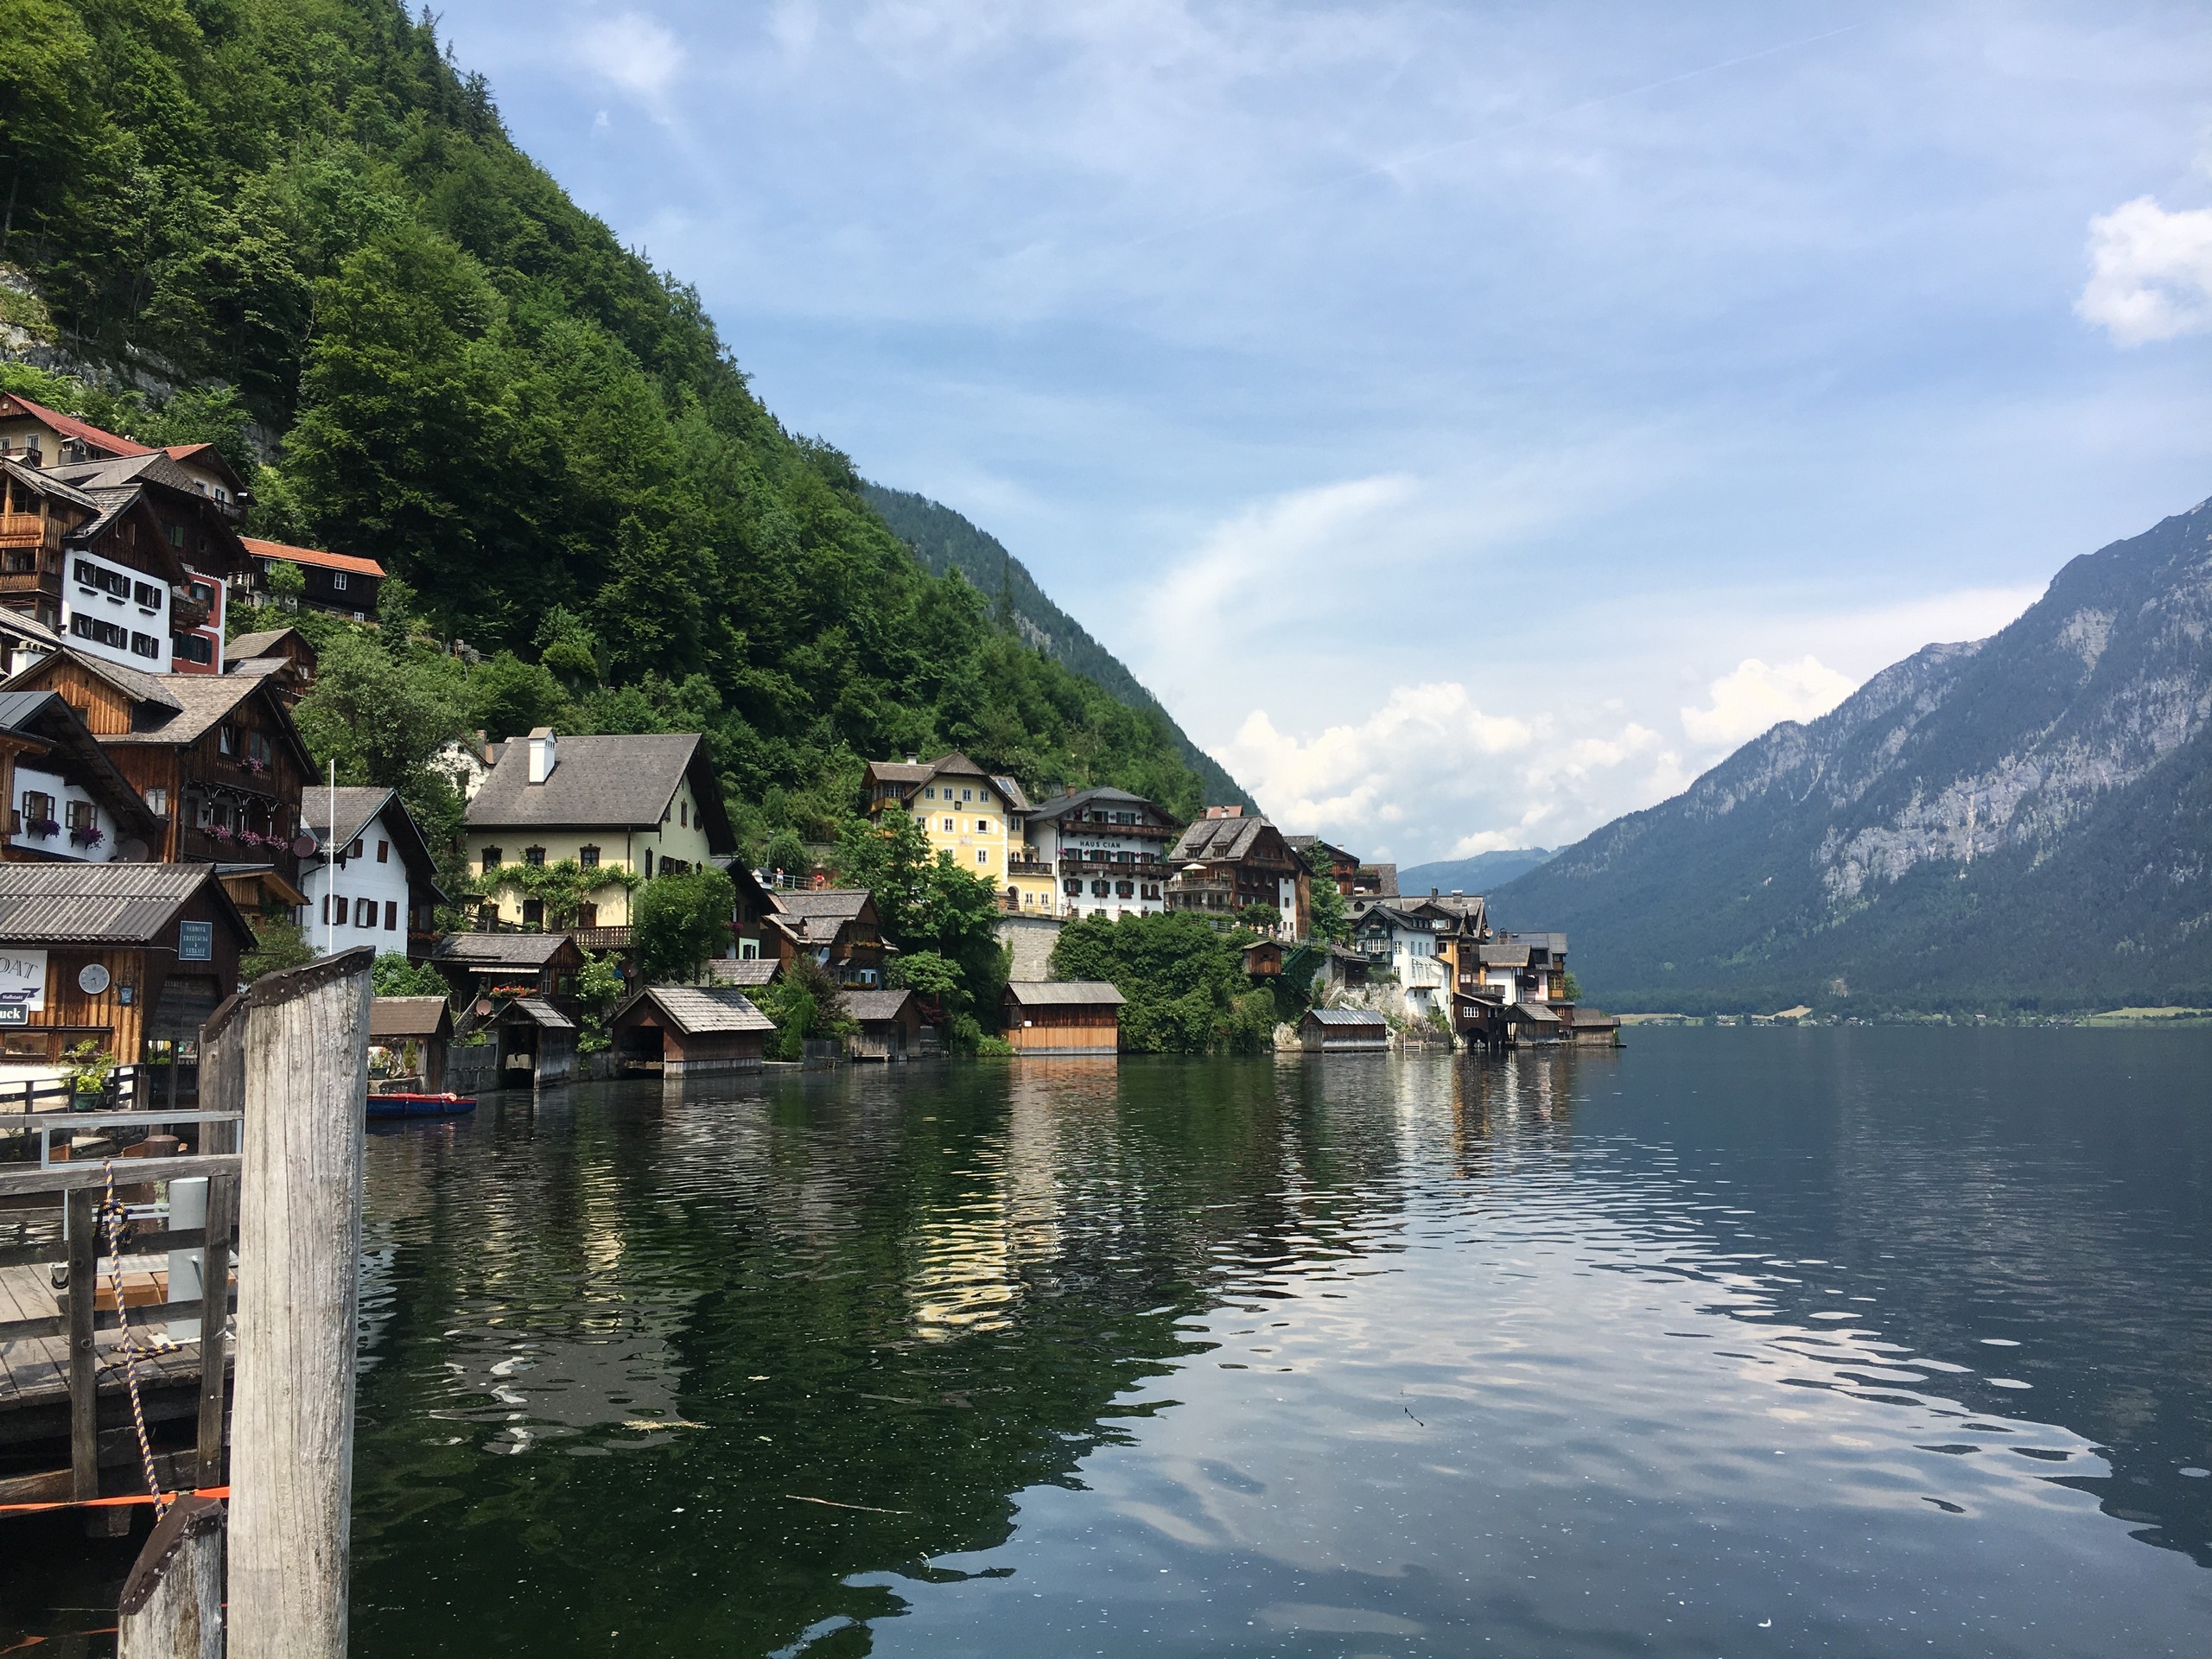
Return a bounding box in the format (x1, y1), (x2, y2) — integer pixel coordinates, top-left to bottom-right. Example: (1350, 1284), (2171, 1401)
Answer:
(240, 536), (387, 579)
(0, 392), (153, 458)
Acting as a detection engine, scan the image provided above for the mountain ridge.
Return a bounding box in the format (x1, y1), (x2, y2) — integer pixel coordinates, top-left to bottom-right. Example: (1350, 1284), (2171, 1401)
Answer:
(1491, 494), (2212, 1014)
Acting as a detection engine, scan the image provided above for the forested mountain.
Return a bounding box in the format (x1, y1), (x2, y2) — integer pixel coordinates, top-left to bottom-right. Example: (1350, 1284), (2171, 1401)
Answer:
(862, 486), (1255, 811)
(1396, 849), (1554, 896)
(0, 0), (1219, 848)
(1492, 496), (2212, 1015)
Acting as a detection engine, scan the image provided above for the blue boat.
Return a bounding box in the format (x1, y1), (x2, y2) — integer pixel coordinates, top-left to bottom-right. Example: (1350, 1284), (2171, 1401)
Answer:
(366, 1092), (478, 1120)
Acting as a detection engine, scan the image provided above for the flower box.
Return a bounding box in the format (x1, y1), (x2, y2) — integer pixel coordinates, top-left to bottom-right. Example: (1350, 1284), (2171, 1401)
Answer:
(24, 818), (59, 838)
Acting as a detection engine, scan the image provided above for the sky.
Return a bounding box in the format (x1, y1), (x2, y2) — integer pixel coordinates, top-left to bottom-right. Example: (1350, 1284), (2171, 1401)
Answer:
(439, 0), (2212, 864)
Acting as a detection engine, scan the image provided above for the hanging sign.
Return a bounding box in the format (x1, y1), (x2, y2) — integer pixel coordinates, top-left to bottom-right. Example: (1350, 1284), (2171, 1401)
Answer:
(0, 949), (48, 1023)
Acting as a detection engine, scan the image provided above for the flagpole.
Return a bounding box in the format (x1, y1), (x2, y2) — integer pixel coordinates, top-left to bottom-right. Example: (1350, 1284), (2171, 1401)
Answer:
(326, 759), (335, 957)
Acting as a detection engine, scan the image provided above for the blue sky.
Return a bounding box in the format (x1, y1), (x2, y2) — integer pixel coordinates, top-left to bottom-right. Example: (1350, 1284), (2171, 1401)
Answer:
(442, 0), (2212, 864)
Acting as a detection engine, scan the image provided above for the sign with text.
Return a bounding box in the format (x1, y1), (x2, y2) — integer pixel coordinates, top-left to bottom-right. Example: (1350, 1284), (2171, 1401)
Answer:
(0, 948), (48, 1019)
(177, 921), (213, 963)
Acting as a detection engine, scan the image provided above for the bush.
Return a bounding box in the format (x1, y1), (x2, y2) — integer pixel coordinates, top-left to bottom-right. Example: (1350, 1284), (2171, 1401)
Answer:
(242, 916), (316, 982)
(372, 952), (448, 998)
(1049, 912), (1275, 1054)
(632, 866), (737, 982)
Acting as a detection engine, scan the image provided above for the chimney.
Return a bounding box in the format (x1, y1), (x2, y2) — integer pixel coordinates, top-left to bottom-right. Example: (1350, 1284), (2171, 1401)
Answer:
(905, 753), (918, 765)
(525, 727), (557, 785)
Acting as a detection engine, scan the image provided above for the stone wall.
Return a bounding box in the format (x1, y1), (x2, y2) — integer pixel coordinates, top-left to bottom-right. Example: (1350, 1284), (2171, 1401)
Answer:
(996, 915), (1065, 982)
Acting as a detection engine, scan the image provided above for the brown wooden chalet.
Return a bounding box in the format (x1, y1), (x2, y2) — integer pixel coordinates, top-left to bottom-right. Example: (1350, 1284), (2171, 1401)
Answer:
(0, 861), (255, 1071)
(766, 889), (887, 987)
(223, 626), (318, 704)
(0, 689), (163, 863)
(610, 985), (775, 1076)
(1164, 806), (1313, 939)
(3, 649), (314, 895)
(1286, 836), (1361, 896)
(239, 537), (385, 622)
(431, 931), (587, 1018)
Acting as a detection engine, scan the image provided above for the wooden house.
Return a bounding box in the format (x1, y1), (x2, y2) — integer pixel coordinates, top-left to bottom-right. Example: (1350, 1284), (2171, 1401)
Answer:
(839, 988), (923, 1060)
(609, 985), (775, 1076)
(3, 648), (314, 895)
(1002, 981), (1124, 1055)
(767, 889), (887, 986)
(369, 996), (454, 1092)
(1164, 807), (1312, 940)
(238, 537), (385, 623)
(0, 688), (163, 863)
(1242, 938), (1284, 979)
(1300, 1007), (1389, 1052)
(0, 861), (255, 1075)
(1286, 836), (1362, 897)
(431, 931), (587, 1017)
(222, 626), (318, 703)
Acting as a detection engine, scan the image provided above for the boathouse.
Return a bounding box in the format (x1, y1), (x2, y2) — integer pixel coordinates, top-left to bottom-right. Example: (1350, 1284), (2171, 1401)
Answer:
(474, 995), (576, 1087)
(433, 930), (586, 1018)
(1002, 980), (1124, 1054)
(370, 995), (454, 1092)
(609, 984), (774, 1075)
(0, 861), (253, 1077)
(1300, 1007), (1389, 1052)
(841, 988), (923, 1060)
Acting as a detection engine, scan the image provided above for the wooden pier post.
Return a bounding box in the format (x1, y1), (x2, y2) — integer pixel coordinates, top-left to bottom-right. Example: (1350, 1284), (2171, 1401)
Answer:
(215, 948), (373, 1659)
(117, 1494), (226, 1659)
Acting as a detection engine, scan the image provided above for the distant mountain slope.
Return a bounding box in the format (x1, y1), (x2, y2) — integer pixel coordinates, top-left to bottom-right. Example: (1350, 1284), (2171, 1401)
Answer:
(1492, 496), (2212, 1014)
(863, 486), (1256, 810)
(1397, 849), (1554, 895)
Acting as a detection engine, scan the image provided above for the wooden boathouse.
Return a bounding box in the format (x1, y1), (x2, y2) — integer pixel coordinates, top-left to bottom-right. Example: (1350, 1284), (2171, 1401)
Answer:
(1300, 1007), (1389, 1052)
(1002, 981), (1124, 1055)
(610, 985), (774, 1075)
(841, 988), (922, 1060)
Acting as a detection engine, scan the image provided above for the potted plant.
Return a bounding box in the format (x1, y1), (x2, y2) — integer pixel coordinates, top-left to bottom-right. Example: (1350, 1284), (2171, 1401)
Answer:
(25, 816), (59, 838)
(68, 823), (104, 849)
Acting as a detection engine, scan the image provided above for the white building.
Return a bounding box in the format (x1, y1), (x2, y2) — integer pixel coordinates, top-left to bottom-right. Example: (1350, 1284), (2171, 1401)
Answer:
(1350, 901), (1453, 1017)
(1013, 785), (1179, 920)
(298, 785), (444, 957)
(0, 688), (164, 865)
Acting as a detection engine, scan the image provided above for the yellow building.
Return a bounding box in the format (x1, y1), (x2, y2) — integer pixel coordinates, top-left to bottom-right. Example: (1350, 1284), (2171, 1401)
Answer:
(461, 728), (733, 930)
(862, 752), (1033, 905)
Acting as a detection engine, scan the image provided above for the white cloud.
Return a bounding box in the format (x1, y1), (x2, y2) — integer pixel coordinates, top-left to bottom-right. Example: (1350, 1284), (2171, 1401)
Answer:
(2077, 196), (2212, 346)
(572, 12), (685, 105)
(1680, 655), (1856, 748)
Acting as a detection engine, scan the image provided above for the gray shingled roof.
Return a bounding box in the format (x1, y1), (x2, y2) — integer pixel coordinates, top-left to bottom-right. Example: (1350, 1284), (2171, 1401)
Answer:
(301, 785), (394, 849)
(1304, 1007), (1388, 1027)
(503, 995), (575, 1031)
(838, 988), (916, 1023)
(10, 649), (182, 713)
(0, 861), (242, 944)
(706, 957), (780, 986)
(0, 607), (61, 651)
(1478, 944), (1531, 967)
(226, 627), (309, 662)
(370, 996), (452, 1039)
(622, 984), (775, 1035)
(463, 732), (709, 831)
(433, 932), (576, 969)
(1023, 784), (1166, 823)
(1005, 980), (1125, 1007)
(770, 889), (874, 944)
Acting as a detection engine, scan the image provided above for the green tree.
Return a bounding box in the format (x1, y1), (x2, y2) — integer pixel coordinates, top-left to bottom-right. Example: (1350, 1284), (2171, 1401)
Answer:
(631, 865), (735, 982)
(371, 952), (448, 997)
(1050, 912), (1273, 1054)
(1561, 969), (1583, 1003)
(1306, 873), (1349, 944)
(575, 951), (626, 1051)
(242, 916), (317, 982)
(264, 559), (306, 602)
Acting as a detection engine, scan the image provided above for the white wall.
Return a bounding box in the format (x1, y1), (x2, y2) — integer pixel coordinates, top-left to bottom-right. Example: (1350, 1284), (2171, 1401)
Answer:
(11, 762), (120, 861)
(60, 549), (169, 673)
(1031, 817), (1169, 920)
(297, 806), (413, 956)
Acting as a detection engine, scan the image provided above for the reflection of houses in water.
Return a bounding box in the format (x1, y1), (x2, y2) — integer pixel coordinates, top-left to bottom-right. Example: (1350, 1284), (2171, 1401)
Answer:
(907, 1077), (1072, 1339)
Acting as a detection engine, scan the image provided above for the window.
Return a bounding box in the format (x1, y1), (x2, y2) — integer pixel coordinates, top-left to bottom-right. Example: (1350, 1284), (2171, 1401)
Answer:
(1141, 883), (1160, 899)
(67, 799), (93, 833)
(347, 837), (363, 858)
(522, 898), (543, 926)
(355, 897), (375, 927)
(144, 788), (168, 817)
(130, 632), (160, 659)
(961, 788), (972, 802)
(481, 847), (502, 872)
(22, 791), (54, 834)
(976, 849), (988, 865)
(70, 613), (128, 649)
(172, 633), (213, 664)
(1064, 878), (1082, 895)
(578, 902), (598, 929)
(166, 524), (184, 548)
(644, 849), (654, 877)
(1116, 880), (1135, 899)
(376, 839), (389, 863)
(218, 724), (238, 756)
(942, 817), (954, 832)
(133, 582), (161, 610)
(578, 845), (600, 868)
(332, 571), (348, 591)
(188, 582), (214, 605)
(924, 786), (935, 800)
(1091, 879), (1109, 897)
(249, 733), (273, 767)
(321, 894), (340, 925)
(679, 799), (689, 828)
(385, 900), (398, 931)
(524, 846), (545, 868)
(978, 817), (993, 832)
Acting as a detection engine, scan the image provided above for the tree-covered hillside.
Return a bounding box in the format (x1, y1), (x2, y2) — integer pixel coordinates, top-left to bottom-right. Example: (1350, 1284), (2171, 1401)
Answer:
(863, 486), (1255, 812)
(0, 0), (1217, 844)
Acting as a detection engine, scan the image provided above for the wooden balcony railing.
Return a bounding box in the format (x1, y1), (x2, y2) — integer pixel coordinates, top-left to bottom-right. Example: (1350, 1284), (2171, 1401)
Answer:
(0, 512), (56, 551)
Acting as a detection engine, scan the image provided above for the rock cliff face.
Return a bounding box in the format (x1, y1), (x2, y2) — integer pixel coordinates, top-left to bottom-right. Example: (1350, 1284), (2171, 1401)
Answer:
(1492, 496), (2212, 1012)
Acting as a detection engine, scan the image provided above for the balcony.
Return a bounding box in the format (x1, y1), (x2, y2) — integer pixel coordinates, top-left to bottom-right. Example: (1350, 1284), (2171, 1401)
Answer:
(0, 512), (60, 554)
(1007, 858), (1054, 877)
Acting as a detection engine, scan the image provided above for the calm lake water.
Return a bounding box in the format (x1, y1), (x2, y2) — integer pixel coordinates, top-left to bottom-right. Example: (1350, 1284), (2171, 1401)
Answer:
(6, 1029), (2212, 1654)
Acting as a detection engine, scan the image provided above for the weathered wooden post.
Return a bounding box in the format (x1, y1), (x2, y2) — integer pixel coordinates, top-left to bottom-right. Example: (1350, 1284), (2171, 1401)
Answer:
(214, 947), (373, 1659)
(116, 1494), (226, 1659)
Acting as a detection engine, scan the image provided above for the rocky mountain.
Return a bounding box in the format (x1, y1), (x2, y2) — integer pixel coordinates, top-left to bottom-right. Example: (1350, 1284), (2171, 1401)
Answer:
(863, 486), (1256, 810)
(1491, 495), (2212, 1014)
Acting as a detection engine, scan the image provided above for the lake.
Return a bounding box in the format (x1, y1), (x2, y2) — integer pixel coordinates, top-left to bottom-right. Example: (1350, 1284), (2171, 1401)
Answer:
(8, 1029), (2212, 1653)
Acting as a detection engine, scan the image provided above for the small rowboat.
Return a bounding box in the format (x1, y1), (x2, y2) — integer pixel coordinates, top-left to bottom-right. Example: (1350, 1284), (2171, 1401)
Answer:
(366, 1092), (478, 1120)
